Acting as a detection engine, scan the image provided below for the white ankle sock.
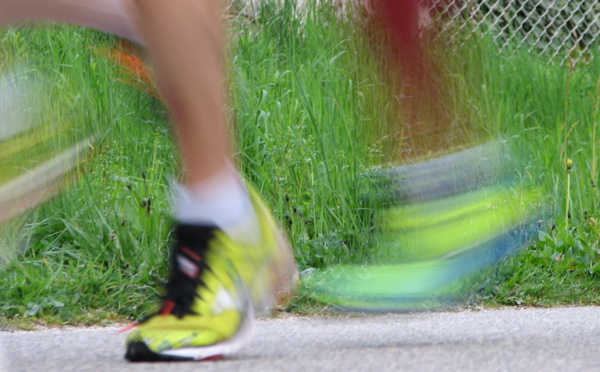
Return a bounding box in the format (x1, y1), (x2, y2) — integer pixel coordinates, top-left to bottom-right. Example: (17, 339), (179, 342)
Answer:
(174, 165), (260, 244)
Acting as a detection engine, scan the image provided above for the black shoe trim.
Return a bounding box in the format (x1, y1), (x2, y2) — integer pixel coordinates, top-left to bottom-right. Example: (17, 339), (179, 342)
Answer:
(125, 341), (194, 362)
(160, 223), (219, 318)
(125, 341), (225, 362)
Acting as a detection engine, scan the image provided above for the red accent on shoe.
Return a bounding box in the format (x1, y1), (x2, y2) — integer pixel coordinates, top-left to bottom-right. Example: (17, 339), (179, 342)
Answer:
(200, 355), (224, 361)
(161, 300), (176, 316)
(182, 246), (202, 261)
(118, 324), (138, 333)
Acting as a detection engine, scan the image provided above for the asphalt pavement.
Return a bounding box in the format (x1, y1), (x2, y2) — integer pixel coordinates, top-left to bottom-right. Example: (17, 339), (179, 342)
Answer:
(2, 306), (600, 372)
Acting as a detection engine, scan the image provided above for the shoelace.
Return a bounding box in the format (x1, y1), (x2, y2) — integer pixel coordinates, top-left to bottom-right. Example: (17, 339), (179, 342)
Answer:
(116, 244), (205, 333)
(119, 224), (218, 331)
(160, 226), (214, 318)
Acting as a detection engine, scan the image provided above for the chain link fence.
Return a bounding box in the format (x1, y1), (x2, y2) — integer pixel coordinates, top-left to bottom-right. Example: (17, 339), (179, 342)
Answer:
(425, 0), (600, 63)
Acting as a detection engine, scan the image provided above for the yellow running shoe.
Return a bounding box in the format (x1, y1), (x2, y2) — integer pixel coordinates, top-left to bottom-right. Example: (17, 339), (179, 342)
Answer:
(125, 188), (298, 362)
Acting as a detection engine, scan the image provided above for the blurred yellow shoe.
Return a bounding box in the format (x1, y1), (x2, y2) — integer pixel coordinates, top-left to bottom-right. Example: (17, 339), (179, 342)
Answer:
(125, 187), (298, 362)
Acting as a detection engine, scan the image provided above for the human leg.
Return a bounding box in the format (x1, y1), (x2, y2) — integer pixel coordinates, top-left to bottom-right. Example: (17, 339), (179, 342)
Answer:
(124, 0), (297, 361)
(131, 0), (230, 185)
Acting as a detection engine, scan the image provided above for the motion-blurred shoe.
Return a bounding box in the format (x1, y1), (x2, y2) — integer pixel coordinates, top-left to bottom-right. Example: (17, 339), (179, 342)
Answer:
(125, 187), (298, 361)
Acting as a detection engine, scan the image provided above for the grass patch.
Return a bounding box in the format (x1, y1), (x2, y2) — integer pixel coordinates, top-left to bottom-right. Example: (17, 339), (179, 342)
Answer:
(0, 1), (599, 326)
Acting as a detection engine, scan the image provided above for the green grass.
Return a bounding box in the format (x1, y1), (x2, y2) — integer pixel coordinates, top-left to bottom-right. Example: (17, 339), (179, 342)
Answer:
(0, 25), (175, 324)
(231, 2), (387, 267)
(445, 31), (600, 306)
(0, 1), (599, 326)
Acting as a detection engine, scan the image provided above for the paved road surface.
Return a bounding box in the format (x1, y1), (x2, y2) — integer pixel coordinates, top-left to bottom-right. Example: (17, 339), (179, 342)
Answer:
(2, 306), (600, 371)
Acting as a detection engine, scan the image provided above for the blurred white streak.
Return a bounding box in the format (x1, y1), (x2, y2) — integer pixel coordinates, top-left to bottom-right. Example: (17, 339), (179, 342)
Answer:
(0, 138), (91, 223)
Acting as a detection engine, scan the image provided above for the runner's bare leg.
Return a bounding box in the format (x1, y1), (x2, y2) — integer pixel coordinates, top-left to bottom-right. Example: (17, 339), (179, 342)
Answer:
(132, 0), (231, 185)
